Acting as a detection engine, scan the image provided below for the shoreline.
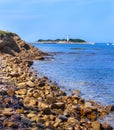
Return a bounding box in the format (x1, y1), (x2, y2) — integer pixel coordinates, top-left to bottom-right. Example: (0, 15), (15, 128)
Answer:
(0, 54), (113, 130)
(0, 32), (113, 129)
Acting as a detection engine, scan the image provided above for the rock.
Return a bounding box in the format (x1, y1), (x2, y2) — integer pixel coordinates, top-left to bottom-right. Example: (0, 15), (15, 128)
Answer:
(105, 105), (113, 113)
(16, 82), (27, 88)
(67, 126), (74, 130)
(16, 109), (24, 114)
(45, 121), (51, 127)
(26, 81), (35, 87)
(27, 88), (34, 97)
(49, 115), (55, 121)
(53, 118), (62, 128)
(38, 81), (45, 87)
(43, 108), (52, 115)
(7, 89), (15, 96)
(28, 99), (38, 107)
(35, 56), (44, 60)
(87, 112), (97, 121)
(73, 90), (80, 96)
(33, 92), (39, 98)
(9, 71), (19, 77)
(15, 89), (27, 95)
(38, 101), (49, 108)
(92, 121), (101, 130)
(3, 120), (14, 127)
(67, 117), (78, 124)
(102, 122), (113, 130)
(111, 105), (114, 111)
(2, 108), (13, 116)
(51, 102), (65, 110)
(43, 115), (49, 121)
(27, 113), (36, 118)
(24, 97), (31, 105)
(59, 115), (68, 121)
(80, 108), (92, 116)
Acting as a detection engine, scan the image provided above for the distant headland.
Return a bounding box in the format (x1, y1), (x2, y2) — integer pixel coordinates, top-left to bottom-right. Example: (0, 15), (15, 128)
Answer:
(37, 38), (88, 44)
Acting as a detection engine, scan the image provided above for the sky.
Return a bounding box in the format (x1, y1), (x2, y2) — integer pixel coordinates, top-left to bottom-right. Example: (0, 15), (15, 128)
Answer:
(0, 0), (114, 42)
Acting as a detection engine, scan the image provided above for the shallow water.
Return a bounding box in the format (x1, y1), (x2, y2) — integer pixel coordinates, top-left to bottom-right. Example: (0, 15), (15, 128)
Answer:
(32, 43), (114, 126)
(33, 43), (114, 105)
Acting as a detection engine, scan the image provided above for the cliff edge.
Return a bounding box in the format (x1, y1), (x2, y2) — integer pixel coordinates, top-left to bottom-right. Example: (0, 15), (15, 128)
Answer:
(0, 30), (47, 59)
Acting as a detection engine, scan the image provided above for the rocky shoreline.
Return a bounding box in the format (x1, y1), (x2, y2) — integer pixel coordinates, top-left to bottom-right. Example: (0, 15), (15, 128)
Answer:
(0, 32), (113, 129)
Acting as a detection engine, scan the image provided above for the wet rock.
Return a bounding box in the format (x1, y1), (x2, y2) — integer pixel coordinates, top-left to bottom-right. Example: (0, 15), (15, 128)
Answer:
(35, 56), (44, 60)
(59, 115), (68, 121)
(73, 89), (80, 96)
(38, 81), (45, 87)
(105, 105), (113, 113)
(102, 122), (113, 130)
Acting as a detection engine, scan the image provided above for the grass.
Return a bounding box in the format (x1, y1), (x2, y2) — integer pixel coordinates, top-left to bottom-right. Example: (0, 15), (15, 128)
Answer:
(0, 30), (17, 36)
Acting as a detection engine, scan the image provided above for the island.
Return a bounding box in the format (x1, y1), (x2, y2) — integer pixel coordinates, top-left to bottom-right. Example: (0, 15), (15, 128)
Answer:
(37, 38), (87, 44)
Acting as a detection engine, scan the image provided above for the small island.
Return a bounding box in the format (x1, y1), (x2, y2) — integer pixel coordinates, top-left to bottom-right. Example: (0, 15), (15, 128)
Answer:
(37, 38), (87, 44)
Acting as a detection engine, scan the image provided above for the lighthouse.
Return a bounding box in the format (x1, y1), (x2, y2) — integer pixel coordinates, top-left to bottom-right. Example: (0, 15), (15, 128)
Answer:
(67, 35), (69, 43)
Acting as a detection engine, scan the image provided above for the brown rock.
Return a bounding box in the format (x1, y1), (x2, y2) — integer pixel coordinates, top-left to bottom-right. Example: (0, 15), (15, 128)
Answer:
(28, 98), (38, 107)
(7, 89), (15, 96)
(27, 113), (36, 118)
(92, 121), (101, 130)
(38, 101), (49, 108)
(16, 109), (24, 114)
(24, 97), (31, 105)
(16, 82), (27, 88)
(2, 108), (13, 116)
(3, 120), (14, 127)
(49, 115), (55, 121)
(26, 81), (35, 87)
(51, 102), (65, 110)
(15, 89), (27, 95)
(67, 117), (78, 124)
(35, 56), (44, 60)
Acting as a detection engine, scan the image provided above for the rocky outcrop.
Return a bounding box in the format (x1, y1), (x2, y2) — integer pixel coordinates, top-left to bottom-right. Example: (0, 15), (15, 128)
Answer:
(0, 31), (47, 59)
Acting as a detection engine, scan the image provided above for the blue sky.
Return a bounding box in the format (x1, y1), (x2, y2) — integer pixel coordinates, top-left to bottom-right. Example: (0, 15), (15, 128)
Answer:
(0, 0), (114, 42)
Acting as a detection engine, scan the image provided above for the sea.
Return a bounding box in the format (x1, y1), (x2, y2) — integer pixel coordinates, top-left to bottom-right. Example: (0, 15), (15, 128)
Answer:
(32, 43), (114, 126)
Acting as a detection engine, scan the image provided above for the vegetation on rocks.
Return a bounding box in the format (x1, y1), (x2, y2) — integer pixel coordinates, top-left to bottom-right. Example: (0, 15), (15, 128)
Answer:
(0, 30), (113, 129)
(38, 38), (86, 43)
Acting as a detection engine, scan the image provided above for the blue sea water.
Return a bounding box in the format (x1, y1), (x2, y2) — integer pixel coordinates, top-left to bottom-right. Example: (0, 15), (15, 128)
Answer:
(32, 43), (114, 105)
(33, 43), (114, 126)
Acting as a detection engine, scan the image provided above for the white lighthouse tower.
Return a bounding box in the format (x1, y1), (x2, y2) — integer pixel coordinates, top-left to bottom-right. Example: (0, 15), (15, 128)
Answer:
(67, 35), (69, 43)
